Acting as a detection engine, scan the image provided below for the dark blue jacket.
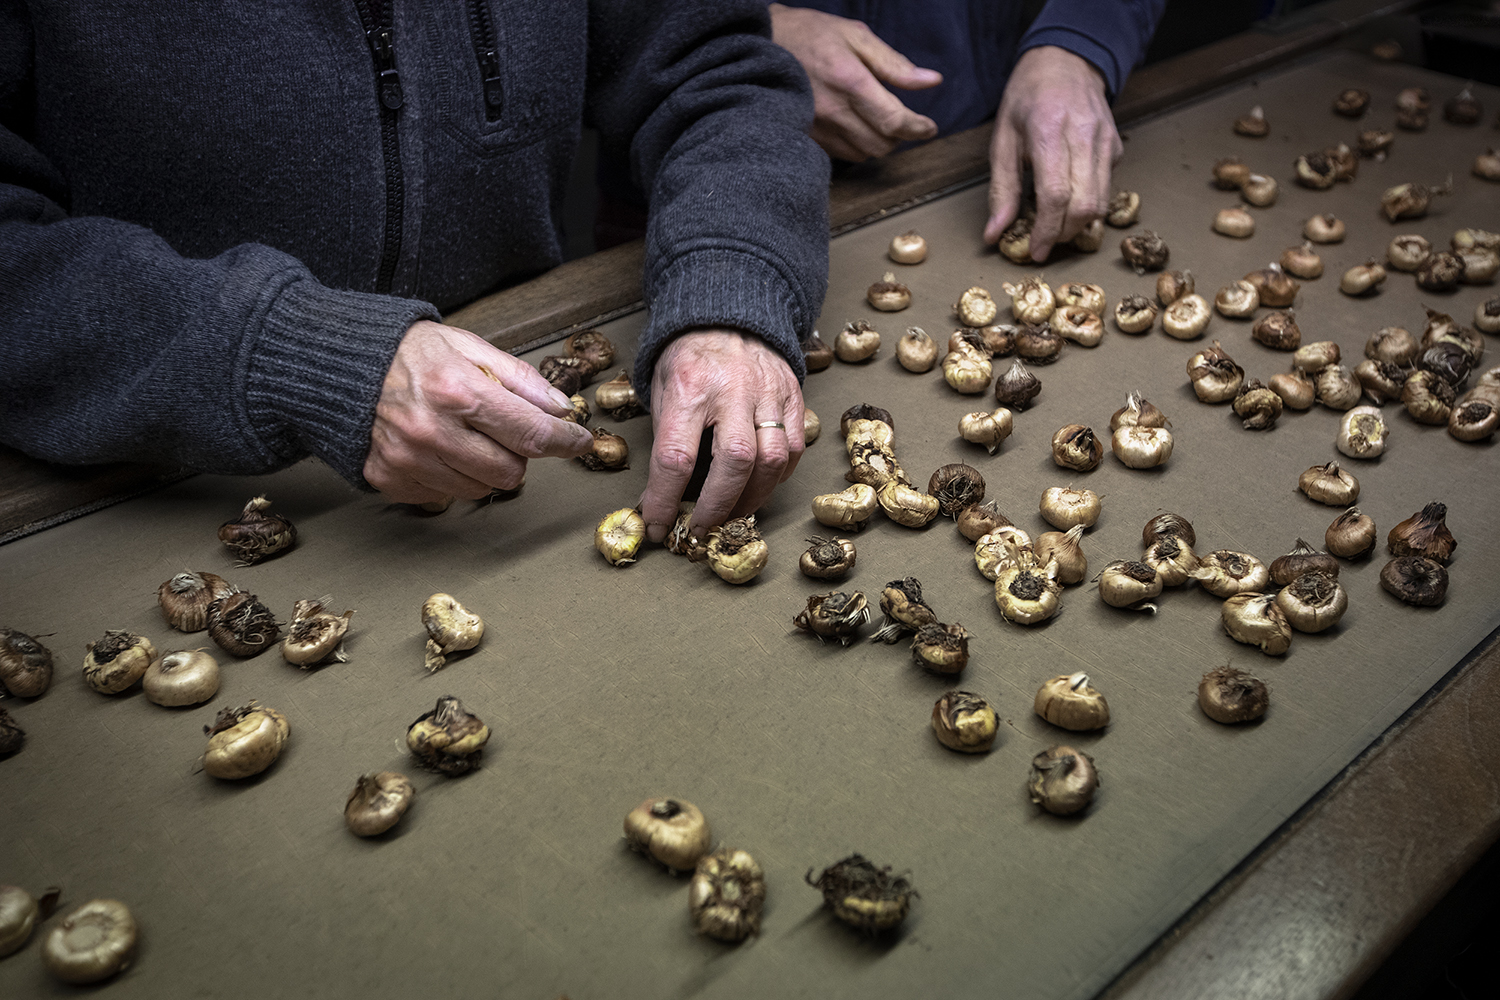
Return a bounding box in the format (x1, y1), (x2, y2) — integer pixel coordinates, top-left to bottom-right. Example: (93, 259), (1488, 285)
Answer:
(0, 1), (829, 486)
(784, 0), (1167, 135)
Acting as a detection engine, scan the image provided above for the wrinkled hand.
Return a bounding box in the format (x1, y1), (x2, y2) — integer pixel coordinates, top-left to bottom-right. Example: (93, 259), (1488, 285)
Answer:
(769, 3), (942, 161)
(364, 320), (594, 503)
(983, 46), (1122, 262)
(641, 330), (804, 543)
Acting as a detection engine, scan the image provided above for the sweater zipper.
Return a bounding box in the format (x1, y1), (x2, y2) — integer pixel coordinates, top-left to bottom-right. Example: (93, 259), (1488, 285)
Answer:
(353, 0), (404, 294)
(465, 0), (504, 121)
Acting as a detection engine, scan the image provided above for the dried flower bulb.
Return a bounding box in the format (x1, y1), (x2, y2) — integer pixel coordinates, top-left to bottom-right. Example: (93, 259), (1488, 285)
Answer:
(1213, 158), (1251, 190)
(1071, 217), (1105, 252)
(1039, 486), (1102, 532)
(994, 358), (1041, 409)
(1368, 327), (1418, 366)
(1193, 550), (1269, 598)
(1097, 560), (1162, 610)
(1035, 672), (1109, 730)
(1396, 87), (1431, 113)
(1214, 206), (1256, 238)
(1053, 305), (1104, 347)
(623, 797), (711, 872)
(1114, 295), (1158, 334)
(1253, 310), (1302, 351)
(802, 330), (834, 372)
(1143, 535), (1199, 587)
(1143, 513), (1196, 548)
(1156, 270), (1194, 307)
(1057, 282), (1106, 316)
(539, 355), (589, 395)
(1396, 108), (1429, 131)
(1298, 461), (1359, 506)
(942, 341), (993, 393)
(1291, 342), (1338, 373)
(1339, 260), (1386, 296)
(42, 899), (137, 985)
(1357, 129), (1395, 158)
(420, 592), (486, 672)
(1387, 234), (1432, 272)
(806, 855), (914, 932)
(1326, 507), (1376, 559)
(1302, 212), (1350, 244)
(812, 484), (878, 531)
(911, 622), (972, 673)
(931, 690), (997, 752)
(834, 320), (881, 362)
(1246, 265), (1300, 308)
(1234, 380), (1283, 430)
(593, 370), (642, 420)
(1014, 323), (1063, 364)
(344, 771), (415, 837)
(1111, 425), (1173, 468)
(1334, 405), (1387, 460)
(979, 323), (1018, 356)
(83, 630), (155, 694)
(1120, 230), (1169, 273)
(1403, 370), (1456, 425)
(406, 695), (489, 775)
(1233, 105), (1269, 136)
(870, 577), (938, 644)
(279, 598), (354, 668)
(1444, 86), (1482, 124)
(928, 464), (985, 518)
(1240, 174), (1279, 207)
(957, 500), (1010, 542)
(0, 884), (59, 956)
(895, 326), (938, 372)
(1333, 88), (1370, 117)
(1457, 247), (1500, 284)
(1188, 341), (1245, 402)
(203, 702), (289, 779)
(1388, 502), (1456, 563)
(1315, 365), (1362, 411)
(1106, 190), (1141, 227)
(561, 393), (591, 426)
(157, 571), (235, 633)
(577, 426), (629, 471)
(564, 329), (615, 374)
(800, 408), (820, 448)
(794, 591), (870, 645)
(888, 230), (927, 264)
(1276, 571), (1348, 633)
(1164, 295), (1212, 341)
(1476, 149), (1500, 182)
(0, 628), (54, 698)
(1214, 280), (1259, 319)
(867, 271), (911, 311)
(1281, 242), (1324, 279)
(798, 536), (855, 580)
(1051, 424), (1103, 471)
(1380, 556), (1448, 606)
(1110, 391), (1169, 431)
(955, 287), (998, 328)
(959, 408), (1013, 455)
(999, 215), (1034, 263)
(706, 516), (770, 583)
(1269, 539), (1339, 587)
(1035, 525), (1088, 585)
(873, 482), (937, 528)
(1295, 149), (1338, 190)
(1416, 252), (1464, 291)
(0, 706), (23, 756)
(1199, 667), (1269, 724)
(218, 495), (296, 564)
(1221, 593), (1292, 655)
(994, 561), (1061, 624)
(143, 649), (220, 707)
(1450, 399), (1499, 441)
(690, 848), (765, 942)
(1028, 745), (1099, 816)
(1381, 179), (1452, 222)
(595, 507), (646, 567)
(204, 591), (279, 658)
(1002, 277), (1056, 324)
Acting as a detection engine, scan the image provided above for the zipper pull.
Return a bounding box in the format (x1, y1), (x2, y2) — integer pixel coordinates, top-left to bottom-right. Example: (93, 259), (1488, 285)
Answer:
(479, 49), (503, 111)
(367, 26), (404, 110)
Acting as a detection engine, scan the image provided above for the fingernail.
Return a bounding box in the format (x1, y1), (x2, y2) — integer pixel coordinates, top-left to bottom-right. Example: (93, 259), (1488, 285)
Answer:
(646, 523), (667, 544)
(547, 388), (573, 411)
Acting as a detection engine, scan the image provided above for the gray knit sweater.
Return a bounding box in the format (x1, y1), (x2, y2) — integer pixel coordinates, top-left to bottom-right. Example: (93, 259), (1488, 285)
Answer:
(0, 1), (829, 485)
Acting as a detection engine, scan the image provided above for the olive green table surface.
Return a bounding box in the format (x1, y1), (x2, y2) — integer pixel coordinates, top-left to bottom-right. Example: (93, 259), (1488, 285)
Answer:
(2, 49), (1498, 1000)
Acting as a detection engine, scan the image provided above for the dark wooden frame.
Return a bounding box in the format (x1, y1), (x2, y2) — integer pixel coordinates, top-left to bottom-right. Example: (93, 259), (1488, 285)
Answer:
(8, 5), (1488, 997)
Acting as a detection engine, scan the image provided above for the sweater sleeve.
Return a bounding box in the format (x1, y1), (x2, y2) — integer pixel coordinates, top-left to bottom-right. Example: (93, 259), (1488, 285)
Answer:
(1019, 0), (1168, 101)
(586, 0), (830, 400)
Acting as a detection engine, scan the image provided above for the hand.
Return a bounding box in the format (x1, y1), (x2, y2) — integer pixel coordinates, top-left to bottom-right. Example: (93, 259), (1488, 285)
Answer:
(363, 320), (594, 503)
(641, 330), (804, 543)
(769, 3), (942, 161)
(983, 46), (1122, 262)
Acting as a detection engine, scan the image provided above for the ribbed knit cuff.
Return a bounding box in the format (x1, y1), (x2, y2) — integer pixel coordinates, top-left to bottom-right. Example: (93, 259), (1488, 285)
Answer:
(1018, 29), (1124, 100)
(244, 277), (441, 487)
(634, 248), (808, 404)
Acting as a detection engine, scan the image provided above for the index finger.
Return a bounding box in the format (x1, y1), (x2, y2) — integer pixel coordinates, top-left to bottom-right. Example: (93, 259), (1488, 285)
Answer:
(984, 120), (1024, 244)
(846, 79), (938, 142)
(641, 408), (710, 543)
(466, 379), (594, 459)
(1027, 125), (1072, 261)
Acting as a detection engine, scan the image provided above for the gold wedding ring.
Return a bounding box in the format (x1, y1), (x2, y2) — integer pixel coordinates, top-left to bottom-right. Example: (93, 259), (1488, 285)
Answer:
(755, 421), (786, 430)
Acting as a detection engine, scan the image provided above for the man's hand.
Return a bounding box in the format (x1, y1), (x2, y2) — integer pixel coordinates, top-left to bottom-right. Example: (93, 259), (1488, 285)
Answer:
(769, 3), (942, 162)
(363, 320), (594, 503)
(641, 330), (804, 543)
(984, 46), (1122, 262)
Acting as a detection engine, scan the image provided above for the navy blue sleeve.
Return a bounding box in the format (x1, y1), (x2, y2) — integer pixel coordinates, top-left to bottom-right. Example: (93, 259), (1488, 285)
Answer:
(1020, 0), (1168, 100)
